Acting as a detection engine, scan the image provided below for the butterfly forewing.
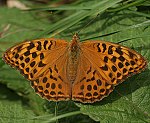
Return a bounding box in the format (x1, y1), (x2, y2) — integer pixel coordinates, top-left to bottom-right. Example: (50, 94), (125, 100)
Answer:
(3, 38), (72, 101)
(72, 40), (147, 103)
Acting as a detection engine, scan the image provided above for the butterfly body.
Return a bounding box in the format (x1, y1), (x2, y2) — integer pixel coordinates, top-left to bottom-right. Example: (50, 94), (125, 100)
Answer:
(3, 34), (147, 103)
(67, 33), (80, 83)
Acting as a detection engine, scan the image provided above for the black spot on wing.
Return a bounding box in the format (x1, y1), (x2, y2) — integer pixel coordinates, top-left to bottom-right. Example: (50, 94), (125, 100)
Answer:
(40, 53), (44, 60)
(108, 45), (113, 54)
(48, 40), (53, 50)
(32, 52), (37, 58)
(102, 43), (106, 53)
(27, 42), (35, 50)
(100, 65), (108, 71)
(38, 61), (46, 67)
(44, 40), (48, 50)
(37, 41), (42, 51)
(24, 51), (30, 56)
(104, 56), (108, 63)
(97, 43), (101, 52)
(116, 47), (123, 55)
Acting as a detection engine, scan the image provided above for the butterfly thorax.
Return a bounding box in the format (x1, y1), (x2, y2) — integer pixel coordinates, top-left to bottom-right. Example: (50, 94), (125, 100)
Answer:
(67, 33), (80, 83)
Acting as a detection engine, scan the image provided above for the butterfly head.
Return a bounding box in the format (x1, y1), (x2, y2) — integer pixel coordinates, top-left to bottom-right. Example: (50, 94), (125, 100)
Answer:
(70, 33), (80, 52)
(72, 33), (80, 40)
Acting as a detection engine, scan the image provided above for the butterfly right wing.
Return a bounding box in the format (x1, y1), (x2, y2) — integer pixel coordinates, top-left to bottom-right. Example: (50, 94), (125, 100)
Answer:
(72, 40), (147, 103)
(3, 38), (71, 101)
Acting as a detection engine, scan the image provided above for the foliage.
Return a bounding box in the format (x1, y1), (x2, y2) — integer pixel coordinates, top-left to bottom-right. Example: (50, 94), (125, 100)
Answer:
(0, 0), (149, 123)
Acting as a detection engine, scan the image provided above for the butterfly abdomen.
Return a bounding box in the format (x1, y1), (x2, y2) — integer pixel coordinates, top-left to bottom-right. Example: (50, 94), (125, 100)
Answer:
(67, 52), (80, 83)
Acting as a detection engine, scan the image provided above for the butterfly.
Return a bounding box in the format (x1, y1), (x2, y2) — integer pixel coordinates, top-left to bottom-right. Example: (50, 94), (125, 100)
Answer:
(3, 33), (147, 103)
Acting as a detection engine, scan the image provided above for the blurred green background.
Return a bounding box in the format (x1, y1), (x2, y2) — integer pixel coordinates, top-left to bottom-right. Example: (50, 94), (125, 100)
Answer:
(0, 0), (150, 123)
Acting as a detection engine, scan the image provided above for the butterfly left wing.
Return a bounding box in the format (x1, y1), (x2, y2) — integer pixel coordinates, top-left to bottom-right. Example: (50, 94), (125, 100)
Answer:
(72, 40), (147, 103)
(3, 38), (71, 101)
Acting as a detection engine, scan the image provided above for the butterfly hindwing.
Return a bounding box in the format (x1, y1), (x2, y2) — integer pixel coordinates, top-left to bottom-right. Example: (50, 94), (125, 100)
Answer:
(72, 53), (115, 103)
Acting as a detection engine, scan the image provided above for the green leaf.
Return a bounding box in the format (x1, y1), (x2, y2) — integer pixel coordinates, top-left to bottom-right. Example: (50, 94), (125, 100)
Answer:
(34, 0), (123, 38)
(0, 100), (39, 123)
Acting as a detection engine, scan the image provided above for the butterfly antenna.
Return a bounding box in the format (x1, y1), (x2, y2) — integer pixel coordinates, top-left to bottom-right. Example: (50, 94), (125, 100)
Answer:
(77, 13), (100, 34)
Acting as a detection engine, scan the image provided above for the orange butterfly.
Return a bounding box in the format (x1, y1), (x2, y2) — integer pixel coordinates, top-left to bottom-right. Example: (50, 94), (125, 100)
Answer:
(3, 33), (147, 103)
